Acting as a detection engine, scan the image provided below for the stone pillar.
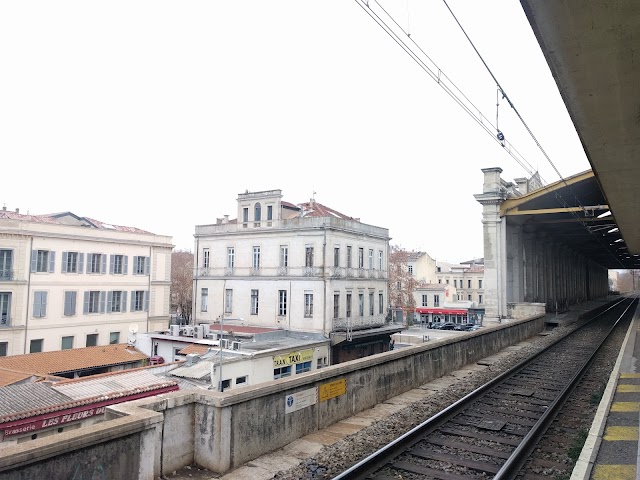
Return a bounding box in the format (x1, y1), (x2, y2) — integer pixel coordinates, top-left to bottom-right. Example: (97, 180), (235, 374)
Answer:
(474, 167), (508, 321)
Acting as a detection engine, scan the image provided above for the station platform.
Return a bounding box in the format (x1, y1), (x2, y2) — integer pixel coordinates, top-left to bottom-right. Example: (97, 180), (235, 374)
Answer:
(572, 299), (640, 480)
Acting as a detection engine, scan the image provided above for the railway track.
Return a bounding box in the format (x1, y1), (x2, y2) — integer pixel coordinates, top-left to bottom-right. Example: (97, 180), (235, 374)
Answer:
(331, 297), (636, 480)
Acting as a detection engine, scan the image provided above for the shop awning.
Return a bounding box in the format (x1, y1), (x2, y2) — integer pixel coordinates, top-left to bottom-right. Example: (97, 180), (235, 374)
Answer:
(415, 308), (468, 315)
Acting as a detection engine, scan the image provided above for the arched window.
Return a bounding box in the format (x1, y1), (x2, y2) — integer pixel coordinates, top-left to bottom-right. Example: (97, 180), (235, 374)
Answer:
(254, 203), (261, 221)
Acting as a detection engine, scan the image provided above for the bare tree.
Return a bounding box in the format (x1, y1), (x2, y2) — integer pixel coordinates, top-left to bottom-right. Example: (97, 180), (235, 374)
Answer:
(171, 250), (193, 321)
(388, 245), (419, 314)
(617, 270), (639, 293)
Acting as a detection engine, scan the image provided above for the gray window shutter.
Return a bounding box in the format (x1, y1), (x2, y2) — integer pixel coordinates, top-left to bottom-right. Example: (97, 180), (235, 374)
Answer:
(30, 251), (37, 272)
(144, 291), (149, 312)
(100, 291), (106, 313)
(86, 253), (92, 273)
(78, 253), (84, 274)
(121, 291), (127, 313)
(71, 291), (77, 315)
(83, 291), (89, 314)
(101, 254), (107, 274)
(64, 292), (70, 315)
(133, 256), (138, 274)
(123, 256), (128, 275)
(33, 292), (41, 317)
(106, 291), (112, 313)
(49, 251), (55, 273)
(130, 291), (135, 311)
(145, 256), (150, 275)
(41, 291), (47, 316)
(62, 252), (68, 273)
(110, 255), (115, 274)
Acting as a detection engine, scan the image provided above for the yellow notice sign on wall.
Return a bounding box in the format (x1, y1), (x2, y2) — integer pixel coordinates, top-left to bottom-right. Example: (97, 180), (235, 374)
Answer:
(319, 379), (346, 401)
(273, 349), (314, 367)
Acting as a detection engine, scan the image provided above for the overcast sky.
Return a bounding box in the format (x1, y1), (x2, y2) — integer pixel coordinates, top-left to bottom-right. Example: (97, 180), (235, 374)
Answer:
(0, 1), (590, 263)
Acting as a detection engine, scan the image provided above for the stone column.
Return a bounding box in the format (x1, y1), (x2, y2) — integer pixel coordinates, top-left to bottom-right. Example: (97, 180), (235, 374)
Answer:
(474, 167), (508, 322)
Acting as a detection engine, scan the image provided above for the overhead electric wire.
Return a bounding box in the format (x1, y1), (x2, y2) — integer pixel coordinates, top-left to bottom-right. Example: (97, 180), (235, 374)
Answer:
(355, 0), (627, 268)
(354, 0), (539, 179)
(440, 0), (627, 268)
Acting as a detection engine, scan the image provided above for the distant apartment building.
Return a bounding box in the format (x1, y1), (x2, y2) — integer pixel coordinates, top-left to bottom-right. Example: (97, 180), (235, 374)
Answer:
(193, 189), (401, 364)
(435, 259), (485, 306)
(0, 209), (173, 356)
(407, 251), (438, 285)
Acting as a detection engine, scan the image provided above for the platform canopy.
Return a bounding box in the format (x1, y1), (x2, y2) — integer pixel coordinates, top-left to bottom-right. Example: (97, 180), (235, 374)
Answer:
(501, 170), (638, 270)
(520, 1), (640, 261)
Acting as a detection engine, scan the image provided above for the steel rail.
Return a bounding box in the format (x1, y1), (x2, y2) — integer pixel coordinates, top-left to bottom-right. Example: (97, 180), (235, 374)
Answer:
(331, 297), (631, 480)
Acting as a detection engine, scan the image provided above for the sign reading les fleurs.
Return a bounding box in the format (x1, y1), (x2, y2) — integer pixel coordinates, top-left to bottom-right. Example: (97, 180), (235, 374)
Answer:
(3, 406), (107, 438)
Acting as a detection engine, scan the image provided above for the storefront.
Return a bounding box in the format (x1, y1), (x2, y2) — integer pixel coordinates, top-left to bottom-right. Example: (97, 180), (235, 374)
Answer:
(415, 307), (469, 325)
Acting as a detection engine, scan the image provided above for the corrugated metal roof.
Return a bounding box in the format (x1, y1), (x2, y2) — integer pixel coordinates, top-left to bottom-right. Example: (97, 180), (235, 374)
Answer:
(0, 383), (72, 417)
(53, 370), (176, 400)
(170, 360), (213, 380)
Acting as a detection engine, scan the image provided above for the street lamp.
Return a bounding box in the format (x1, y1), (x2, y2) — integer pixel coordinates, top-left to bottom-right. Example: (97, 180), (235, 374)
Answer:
(216, 315), (243, 392)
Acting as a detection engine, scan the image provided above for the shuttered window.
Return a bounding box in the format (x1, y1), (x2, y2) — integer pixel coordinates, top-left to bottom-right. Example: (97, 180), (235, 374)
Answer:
(33, 291), (47, 317)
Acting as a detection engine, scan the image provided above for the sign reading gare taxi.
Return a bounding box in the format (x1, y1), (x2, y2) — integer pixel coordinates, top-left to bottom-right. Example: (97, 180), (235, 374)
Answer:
(273, 349), (314, 367)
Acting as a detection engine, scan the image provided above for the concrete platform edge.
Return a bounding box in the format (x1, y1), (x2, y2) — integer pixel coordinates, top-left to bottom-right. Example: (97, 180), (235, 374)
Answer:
(570, 304), (639, 480)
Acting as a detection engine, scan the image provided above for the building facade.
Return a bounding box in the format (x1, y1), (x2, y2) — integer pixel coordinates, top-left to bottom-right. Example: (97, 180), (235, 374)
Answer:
(0, 210), (173, 356)
(193, 190), (400, 364)
(435, 260), (485, 306)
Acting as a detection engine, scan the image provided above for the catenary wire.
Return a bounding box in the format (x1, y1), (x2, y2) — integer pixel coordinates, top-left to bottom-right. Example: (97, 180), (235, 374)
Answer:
(355, 0), (627, 268)
(440, 0), (626, 268)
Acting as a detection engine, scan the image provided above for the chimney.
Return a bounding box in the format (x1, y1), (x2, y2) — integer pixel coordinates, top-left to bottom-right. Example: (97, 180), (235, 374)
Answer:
(15, 208), (19, 214)
(223, 215), (229, 224)
(2, 206), (5, 211)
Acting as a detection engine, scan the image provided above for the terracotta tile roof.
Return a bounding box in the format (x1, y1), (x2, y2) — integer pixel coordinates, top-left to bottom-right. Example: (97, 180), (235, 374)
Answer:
(0, 344), (148, 375)
(0, 210), (152, 234)
(82, 216), (152, 234)
(177, 344), (210, 356)
(0, 368), (36, 387)
(0, 211), (59, 224)
(296, 201), (355, 220)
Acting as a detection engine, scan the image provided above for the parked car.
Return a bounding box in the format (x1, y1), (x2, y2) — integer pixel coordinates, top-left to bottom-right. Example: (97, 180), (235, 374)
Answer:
(429, 322), (443, 330)
(454, 323), (476, 331)
(438, 322), (457, 330)
(469, 325), (483, 331)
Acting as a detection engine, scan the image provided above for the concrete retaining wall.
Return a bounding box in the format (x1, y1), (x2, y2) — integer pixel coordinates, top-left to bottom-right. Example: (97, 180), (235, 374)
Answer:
(0, 314), (545, 479)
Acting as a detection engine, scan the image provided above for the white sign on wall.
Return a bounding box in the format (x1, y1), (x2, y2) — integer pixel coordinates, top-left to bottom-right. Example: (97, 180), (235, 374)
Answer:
(285, 387), (318, 414)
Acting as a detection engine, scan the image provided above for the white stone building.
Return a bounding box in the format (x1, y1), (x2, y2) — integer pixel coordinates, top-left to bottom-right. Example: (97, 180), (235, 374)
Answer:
(0, 210), (173, 356)
(193, 189), (401, 364)
(435, 259), (485, 306)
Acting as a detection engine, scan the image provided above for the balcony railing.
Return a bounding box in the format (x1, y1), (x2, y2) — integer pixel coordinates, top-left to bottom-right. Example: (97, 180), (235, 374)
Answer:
(193, 265), (387, 278)
(196, 267), (210, 277)
(0, 269), (13, 281)
(303, 266), (321, 276)
(332, 314), (387, 331)
(0, 315), (10, 327)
